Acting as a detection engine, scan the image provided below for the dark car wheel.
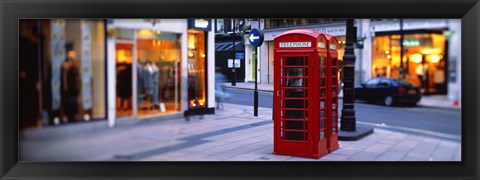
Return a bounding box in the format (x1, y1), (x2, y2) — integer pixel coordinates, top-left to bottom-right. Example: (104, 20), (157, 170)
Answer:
(384, 95), (394, 106)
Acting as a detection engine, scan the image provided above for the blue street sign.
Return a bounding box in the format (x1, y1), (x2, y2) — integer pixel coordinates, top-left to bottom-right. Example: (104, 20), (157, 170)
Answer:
(248, 28), (264, 47)
(235, 53), (244, 60)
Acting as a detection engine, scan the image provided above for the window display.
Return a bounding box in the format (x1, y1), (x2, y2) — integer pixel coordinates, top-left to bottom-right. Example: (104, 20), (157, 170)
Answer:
(187, 30), (207, 109)
(19, 19), (106, 128)
(136, 30), (182, 116)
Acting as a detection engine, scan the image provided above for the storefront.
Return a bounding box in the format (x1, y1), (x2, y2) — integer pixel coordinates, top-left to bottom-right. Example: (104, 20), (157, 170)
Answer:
(186, 19), (214, 115)
(214, 19), (248, 83)
(214, 36), (246, 82)
(367, 19), (460, 95)
(19, 19), (107, 129)
(106, 19), (215, 127)
(372, 32), (447, 94)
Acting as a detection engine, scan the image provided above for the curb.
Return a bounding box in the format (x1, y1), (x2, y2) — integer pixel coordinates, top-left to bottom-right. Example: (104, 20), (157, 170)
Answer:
(221, 86), (273, 93)
(221, 86), (461, 111)
(416, 105), (461, 112)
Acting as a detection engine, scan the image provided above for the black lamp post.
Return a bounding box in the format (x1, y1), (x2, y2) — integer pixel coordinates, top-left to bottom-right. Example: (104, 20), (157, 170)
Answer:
(340, 19), (357, 131)
(254, 19), (260, 117)
(339, 19), (374, 140)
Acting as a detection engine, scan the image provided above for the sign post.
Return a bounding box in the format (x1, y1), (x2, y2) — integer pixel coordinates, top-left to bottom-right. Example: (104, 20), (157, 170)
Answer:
(231, 19), (236, 86)
(248, 28), (264, 117)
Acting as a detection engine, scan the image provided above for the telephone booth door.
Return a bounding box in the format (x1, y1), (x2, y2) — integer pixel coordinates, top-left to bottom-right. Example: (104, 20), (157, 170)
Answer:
(274, 52), (315, 157)
(324, 34), (340, 152)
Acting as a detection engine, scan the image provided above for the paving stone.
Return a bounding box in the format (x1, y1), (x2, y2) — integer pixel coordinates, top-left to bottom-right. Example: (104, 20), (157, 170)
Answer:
(254, 154), (292, 161)
(364, 144), (392, 153)
(286, 157), (318, 161)
(453, 146), (461, 161)
(330, 148), (362, 156)
(347, 151), (380, 161)
(321, 154), (351, 161)
(374, 148), (408, 161)
(430, 141), (460, 161)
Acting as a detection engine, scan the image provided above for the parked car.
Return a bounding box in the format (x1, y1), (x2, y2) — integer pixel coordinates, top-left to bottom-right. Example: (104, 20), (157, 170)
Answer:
(354, 77), (422, 106)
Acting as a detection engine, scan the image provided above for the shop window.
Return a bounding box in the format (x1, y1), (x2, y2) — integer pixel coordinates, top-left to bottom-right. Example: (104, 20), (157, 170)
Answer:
(187, 30), (207, 109)
(215, 19), (225, 34)
(19, 19), (107, 128)
(307, 19), (321, 24)
(136, 30), (182, 117)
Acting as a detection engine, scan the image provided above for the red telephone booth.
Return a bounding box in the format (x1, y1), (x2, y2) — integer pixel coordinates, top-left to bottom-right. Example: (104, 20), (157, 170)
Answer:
(324, 34), (340, 152)
(273, 30), (330, 158)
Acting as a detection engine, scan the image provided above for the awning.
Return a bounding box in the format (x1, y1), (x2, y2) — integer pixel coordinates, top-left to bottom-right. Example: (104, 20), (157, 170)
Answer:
(215, 41), (244, 52)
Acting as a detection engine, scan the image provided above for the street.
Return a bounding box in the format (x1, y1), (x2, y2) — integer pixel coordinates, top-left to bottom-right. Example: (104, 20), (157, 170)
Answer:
(224, 88), (461, 141)
(224, 88), (274, 108)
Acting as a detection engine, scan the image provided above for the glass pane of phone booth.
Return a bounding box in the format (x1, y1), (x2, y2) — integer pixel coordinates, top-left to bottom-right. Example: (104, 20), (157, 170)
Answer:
(319, 56), (326, 140)
(331, 57), (338, 135)
(280, 56), (309, 141)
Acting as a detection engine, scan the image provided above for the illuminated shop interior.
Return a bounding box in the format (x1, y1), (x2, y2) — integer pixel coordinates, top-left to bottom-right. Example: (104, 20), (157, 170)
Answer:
(114, 29), (182, 118)
(115, 43), (133, 117)
(136, 29), (182, 117)
(187, 29), (207, 109)
(372, 33), (446, 94)
(20, 19), (106, 128)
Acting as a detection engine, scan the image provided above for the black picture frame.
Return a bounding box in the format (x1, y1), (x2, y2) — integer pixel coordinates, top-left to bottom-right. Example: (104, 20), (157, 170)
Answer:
(1, 0), (479, 179)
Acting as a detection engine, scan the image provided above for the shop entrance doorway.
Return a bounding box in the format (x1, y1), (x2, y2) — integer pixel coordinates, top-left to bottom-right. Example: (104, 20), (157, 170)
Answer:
(115, 43), (134, 117)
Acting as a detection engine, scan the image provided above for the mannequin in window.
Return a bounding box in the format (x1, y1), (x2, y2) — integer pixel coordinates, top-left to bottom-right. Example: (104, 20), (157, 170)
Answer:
(137, 61), (145, 106)
(151, 61), (160, 108)
(143, 60), (159, 109)
(61, 43), (81, 122)
(164, 63), (176, 100)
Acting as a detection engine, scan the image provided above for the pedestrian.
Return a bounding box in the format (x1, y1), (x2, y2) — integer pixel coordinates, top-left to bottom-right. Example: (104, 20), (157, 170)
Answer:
(433, 59), (446, 93)
(416, 62), (424, 85)
(61, 43), (81, 122)
(116, 57), (132, 113)
(416, 60), (428, 93)
(215, 67), (231, 109)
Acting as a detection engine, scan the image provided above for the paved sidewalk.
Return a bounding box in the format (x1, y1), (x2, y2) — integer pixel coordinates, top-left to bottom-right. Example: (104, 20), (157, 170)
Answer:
(20, 103), (460, 161)
(222, 82), (461, 110)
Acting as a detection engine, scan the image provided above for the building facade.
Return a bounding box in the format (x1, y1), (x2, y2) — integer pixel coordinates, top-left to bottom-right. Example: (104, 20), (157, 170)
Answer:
(19, 19), (107, 129)
(19, 19), (216, 129)
(106, 19), (216, 127)
(251, 19), (461, 101)
(214, 19), (248, 82)
(357, 19), (461, 100)
(255, 19), (346, 84)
